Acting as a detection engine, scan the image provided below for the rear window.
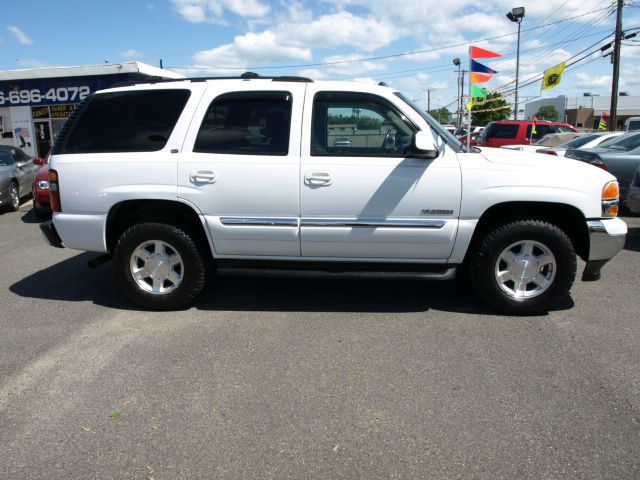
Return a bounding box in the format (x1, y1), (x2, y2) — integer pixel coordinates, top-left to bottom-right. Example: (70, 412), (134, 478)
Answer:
(483, 123), (519, 139)
(563, 134), (598, 148)
(61, 89), (191, 153)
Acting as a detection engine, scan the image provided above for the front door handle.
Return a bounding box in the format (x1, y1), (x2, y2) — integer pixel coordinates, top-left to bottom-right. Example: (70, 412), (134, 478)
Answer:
(304, 171), (332, 186)
(190, 169), (217, 184)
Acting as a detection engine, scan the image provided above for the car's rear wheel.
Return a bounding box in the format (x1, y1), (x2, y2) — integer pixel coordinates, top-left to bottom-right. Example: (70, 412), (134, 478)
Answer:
(113, 223), (207, 310)
(469, 219), (577, 315)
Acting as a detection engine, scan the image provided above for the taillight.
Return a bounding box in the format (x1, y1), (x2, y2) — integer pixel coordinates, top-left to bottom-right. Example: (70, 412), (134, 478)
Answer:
(49, 169), (61, 212)
(589, 158), (608, 171)
(544, 150), (558, 156)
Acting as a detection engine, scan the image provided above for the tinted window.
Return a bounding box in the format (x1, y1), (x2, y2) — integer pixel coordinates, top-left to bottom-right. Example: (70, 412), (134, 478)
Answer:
(483, 123), (519, 139)
(11, 148), (29, 162)
(0, 150), (15, 166)
(312, 92), (416, 156)
(194, 91), (292, 156)
(62, 90), (191, 153)
(556, 126), (575, 133)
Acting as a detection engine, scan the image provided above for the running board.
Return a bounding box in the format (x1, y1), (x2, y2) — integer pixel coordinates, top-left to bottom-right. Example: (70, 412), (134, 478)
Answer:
(216, 261), (457, 281)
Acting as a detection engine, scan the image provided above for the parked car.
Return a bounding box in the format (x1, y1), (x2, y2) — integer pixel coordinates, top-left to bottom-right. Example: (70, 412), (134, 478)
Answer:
(333, 137), (351, 148)
(0, 145), (42, 212)
(477, 120), (579, 148)
(500, 132), (584, 153)
(457, 131), (481, 146)
(40, 74), (626, 315)
(565, 131), (640, 200)
(538, 131), (625, 157)
(626, 165), (640, 214)
(32, 152), (51, 217)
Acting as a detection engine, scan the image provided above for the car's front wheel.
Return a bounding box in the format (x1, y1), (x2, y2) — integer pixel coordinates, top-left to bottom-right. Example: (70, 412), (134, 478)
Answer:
(8, 181), (20, 212)
(113, 223), (207, 310)
(469, 219), (577, 315)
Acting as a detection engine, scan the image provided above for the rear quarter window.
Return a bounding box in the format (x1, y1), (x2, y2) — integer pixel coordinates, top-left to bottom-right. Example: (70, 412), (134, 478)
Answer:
(61, 89), (191, 154)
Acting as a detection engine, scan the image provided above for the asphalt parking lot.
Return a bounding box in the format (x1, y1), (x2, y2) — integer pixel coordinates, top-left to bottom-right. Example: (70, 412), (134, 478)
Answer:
(0, 201), (639, 479)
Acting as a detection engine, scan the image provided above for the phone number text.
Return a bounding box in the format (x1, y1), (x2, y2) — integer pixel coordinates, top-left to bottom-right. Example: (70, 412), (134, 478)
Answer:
(0, 86), (91, 105)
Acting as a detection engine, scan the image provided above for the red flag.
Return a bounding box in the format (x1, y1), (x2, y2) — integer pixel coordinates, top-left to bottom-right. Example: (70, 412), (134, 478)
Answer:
(470, 46), (503, 59)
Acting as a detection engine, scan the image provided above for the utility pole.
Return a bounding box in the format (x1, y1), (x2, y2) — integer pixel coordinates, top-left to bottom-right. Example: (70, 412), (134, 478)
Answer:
(427, 90), (431, 113)
(460, 71), (465, 126)
(609, 0), (624, 131)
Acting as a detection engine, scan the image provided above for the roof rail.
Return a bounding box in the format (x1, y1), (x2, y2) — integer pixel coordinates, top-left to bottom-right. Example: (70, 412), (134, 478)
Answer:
(111, 72), (313, 88)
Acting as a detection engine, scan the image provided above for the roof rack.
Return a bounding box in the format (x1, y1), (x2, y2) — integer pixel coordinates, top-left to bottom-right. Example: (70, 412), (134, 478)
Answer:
(112, 72), (314, 88)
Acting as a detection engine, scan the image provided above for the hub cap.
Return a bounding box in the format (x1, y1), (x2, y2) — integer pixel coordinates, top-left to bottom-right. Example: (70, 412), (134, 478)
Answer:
(130, 240), (183, 295)
(10, 184), (19, 210)
(495, 240), (556, 299)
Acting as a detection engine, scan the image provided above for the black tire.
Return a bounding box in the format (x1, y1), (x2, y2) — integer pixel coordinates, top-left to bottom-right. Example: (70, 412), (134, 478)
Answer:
(8, 181), (20, 212)
(469, 219), (577, 315)
(113, 223), (207, 310)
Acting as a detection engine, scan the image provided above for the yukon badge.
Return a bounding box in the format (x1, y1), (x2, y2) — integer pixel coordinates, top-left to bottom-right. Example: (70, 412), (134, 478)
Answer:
(421, 209), (454, 216)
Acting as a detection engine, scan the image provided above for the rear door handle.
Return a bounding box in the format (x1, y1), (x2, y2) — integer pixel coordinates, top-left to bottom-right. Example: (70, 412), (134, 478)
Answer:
(190, 170), (217, 184)
(304, 171), (332, 186)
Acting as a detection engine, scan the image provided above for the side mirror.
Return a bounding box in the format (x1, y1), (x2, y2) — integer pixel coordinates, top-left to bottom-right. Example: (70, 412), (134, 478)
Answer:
(33, 157), (46, 166)
(411, 131), (439, 160)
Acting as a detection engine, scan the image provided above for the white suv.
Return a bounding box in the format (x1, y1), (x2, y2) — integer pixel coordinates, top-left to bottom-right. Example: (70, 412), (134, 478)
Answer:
(40, 74), (627, 314)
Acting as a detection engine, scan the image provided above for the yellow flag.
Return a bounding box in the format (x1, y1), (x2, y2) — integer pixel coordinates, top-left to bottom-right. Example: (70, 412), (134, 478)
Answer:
(542, 62), (566, 90)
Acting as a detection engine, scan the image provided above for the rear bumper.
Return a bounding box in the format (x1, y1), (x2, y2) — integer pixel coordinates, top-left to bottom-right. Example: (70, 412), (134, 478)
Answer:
(39, 220), (64, 248)
(582, 218), (627, 281)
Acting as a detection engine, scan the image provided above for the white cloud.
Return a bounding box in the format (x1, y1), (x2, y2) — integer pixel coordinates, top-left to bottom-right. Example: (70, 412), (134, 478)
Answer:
(194, 30), (312, 67)
(576, 72), (612, 88)
(16, 58), (50, 68)
(172, 0), (270, 23)
(296, 68), (327, 80)
(120, 49), (144, 60)
(7, 26), (33, 45)
(322, 54), (388, 76)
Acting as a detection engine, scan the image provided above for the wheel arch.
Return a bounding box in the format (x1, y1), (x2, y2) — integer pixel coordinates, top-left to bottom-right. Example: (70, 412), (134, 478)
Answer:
(105, 199), (213, 257)
(463, 201), (589, 263)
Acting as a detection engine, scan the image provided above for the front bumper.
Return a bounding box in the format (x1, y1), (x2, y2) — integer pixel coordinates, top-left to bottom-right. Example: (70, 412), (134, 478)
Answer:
(582, 218), (627, 281)
(39, 220), (64, 248)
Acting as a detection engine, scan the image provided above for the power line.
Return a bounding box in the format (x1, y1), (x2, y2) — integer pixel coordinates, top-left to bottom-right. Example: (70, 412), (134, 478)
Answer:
(167, 5), (615, 71)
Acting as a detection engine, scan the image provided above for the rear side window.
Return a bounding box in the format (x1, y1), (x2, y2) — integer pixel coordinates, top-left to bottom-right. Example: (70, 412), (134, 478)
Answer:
(0, 150), (14, 166)
(483, 123), (518, 139)
(61, 90), (191, 153)
(194, 91), (292, 156)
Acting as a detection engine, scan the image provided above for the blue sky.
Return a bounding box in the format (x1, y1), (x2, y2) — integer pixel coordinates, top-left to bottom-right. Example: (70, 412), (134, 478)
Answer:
(0, 0), (638, 114)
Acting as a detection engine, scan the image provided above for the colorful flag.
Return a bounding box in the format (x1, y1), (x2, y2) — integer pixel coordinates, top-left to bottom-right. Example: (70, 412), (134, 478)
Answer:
(470, 46), (503, 59)
(542, 62), (566, 90)
(471, 85), (488, 98)
(470, 59), (497, 83)
(599, 112), (609, 130)
(532, 116), (539, 135)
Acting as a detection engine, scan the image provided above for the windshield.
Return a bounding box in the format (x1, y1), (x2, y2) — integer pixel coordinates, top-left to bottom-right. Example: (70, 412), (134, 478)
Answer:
(561, 134), (598, 148)
(394, 92), (467, 152)
(0, 150), (15, 166)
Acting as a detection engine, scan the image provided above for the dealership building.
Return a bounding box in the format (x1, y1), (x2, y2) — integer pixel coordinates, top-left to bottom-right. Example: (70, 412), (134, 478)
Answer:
(0, 62), (183, 158)
(524, 94), (640, 130)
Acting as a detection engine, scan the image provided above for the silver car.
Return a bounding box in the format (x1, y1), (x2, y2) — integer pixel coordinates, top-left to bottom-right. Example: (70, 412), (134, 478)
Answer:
(0, 146), (41, 212)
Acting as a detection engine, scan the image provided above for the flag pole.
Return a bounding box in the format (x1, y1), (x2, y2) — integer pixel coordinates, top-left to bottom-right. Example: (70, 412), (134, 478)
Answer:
(467, 47), (472, 150)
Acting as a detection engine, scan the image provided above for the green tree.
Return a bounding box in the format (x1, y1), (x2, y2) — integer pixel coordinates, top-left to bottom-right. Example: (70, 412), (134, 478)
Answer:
(535, 105), (560, 121)
(470, 92), (511, 126)
(428, 107), (451, 124)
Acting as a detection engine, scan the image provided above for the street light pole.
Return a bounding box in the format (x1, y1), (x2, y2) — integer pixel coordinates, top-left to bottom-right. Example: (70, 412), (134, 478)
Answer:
(609, 0), (624, 131)
(453, 58), (461, 127)
(507, 7), (525, 120)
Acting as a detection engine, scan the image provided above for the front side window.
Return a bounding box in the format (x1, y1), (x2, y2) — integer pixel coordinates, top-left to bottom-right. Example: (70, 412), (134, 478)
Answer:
(62, 89), (191, 153)
(312, 92), (416, 156)
(194, 91), (292, 156)
(526, 124), (554, 140)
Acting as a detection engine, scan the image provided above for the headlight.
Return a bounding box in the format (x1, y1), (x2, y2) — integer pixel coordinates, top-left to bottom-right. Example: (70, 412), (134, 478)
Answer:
(601, 181), (619, 217)
(37, 180), (50, 189)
